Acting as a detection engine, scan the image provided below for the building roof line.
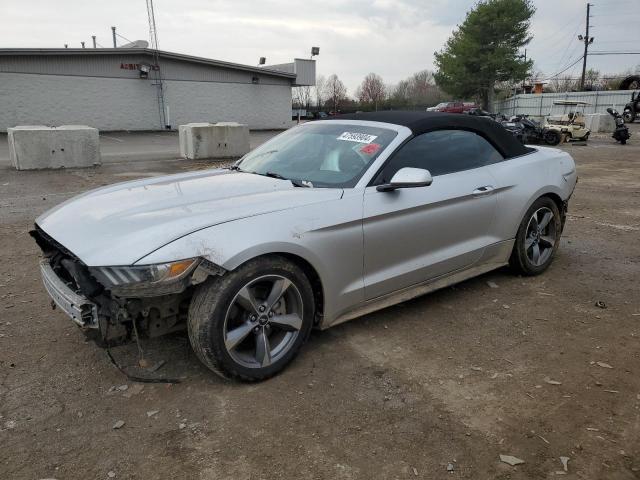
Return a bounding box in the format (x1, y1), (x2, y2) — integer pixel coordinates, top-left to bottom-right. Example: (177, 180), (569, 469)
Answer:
(0, 48), (297, 79)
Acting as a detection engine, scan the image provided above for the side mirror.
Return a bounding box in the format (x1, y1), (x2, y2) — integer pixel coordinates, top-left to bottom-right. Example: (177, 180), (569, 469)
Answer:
(377, 167), (433, 192)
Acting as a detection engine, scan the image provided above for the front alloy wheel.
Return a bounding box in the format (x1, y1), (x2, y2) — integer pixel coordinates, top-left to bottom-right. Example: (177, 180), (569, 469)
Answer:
(188, 256), (314, 381)
(223, 275), (304, 369)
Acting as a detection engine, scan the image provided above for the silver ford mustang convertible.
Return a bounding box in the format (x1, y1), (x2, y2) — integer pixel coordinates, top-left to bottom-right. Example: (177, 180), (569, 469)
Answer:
(32, 112), (578, 381)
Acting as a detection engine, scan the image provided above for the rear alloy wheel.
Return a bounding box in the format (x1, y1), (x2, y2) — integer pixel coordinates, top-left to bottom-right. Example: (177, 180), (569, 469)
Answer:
(188, 257), (314, 381)
(510, 197), (562, 275)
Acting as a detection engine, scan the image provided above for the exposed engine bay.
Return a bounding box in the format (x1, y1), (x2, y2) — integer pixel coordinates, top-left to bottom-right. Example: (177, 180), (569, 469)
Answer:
(30, 226), (218, 346)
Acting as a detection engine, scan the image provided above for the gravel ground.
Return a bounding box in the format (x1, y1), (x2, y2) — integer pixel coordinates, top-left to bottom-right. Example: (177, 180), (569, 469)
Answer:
(1, 125), (639, 479)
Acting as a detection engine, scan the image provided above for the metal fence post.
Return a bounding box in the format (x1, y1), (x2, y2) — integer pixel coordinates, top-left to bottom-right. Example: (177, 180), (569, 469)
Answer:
(539, 95), (543, 117)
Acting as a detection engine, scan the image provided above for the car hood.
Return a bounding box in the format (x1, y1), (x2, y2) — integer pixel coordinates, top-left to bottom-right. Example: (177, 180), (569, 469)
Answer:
(36, 169), (343, 266)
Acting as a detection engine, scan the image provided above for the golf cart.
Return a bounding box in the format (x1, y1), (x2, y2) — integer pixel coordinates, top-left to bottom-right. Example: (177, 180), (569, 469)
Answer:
(544, 100), (591, 144)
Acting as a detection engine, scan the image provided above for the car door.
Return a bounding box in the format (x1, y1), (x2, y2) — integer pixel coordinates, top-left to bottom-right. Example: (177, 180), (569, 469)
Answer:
(362, 129), (503, 300)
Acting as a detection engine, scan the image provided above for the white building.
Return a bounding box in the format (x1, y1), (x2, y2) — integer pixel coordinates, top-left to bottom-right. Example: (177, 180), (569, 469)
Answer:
(0, 48), (315, 132)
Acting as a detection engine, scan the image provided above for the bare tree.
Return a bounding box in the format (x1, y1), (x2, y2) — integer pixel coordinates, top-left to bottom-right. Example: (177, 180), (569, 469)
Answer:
(313, 75), (327, 110)
(292, 86), (312, 110)
(357, 73), (386, 111)
(547, 75), (578, 93)
(382, 72), (449, 109)
(324, 74), (347, 113)
(407, 70), (446, 106)
(584, 68), (601, 90)
(389, 79), (411, 106)
(409, 70), (434, 98)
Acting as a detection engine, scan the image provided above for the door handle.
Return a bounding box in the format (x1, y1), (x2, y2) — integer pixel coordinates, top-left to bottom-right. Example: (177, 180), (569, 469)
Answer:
(472, 185), (495, 196)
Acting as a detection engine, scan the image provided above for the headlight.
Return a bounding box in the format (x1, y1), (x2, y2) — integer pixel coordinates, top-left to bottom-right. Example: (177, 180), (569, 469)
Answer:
(90, 258), (200, 297)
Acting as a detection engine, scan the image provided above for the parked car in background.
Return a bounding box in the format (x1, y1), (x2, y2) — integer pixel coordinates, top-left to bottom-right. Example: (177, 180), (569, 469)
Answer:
(427, 103), (448, 112)
(434, 102), (464, 113)
(33, 111), (577, 381)
(463, 102), (479, 112)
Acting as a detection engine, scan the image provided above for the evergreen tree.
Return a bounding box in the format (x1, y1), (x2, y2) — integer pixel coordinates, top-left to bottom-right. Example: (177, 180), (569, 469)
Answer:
(434, 0), (535, 108)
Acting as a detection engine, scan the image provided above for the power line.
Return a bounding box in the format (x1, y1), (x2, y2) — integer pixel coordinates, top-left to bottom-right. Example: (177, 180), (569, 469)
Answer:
(552, 20), (586, 71)
(530, 16), (583, 51)
(542, 55), (585, 81)
(556, 36), (583, 73)
(590, 13), (640, 18)
(591, 0), (638, 6)
(592, 21), (640, 26)
(590, 51), (640, 55)
(115, 32), (134, 44)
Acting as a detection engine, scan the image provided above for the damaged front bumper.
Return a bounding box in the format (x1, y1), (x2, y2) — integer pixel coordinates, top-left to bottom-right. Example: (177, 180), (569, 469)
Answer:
(40, 259), (98, 328)
(32, 224), (224, 346)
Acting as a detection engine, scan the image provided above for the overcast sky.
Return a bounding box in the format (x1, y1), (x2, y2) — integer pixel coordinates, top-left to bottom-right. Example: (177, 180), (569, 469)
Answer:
(1, 0), (638, 94)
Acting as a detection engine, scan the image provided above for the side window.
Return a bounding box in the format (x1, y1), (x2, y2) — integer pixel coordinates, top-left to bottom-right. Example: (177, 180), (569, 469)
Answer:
(376, 129), (503, 184)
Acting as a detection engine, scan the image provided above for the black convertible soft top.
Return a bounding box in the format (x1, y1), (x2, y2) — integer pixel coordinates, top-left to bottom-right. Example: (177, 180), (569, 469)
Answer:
(329, 111), (529, 159)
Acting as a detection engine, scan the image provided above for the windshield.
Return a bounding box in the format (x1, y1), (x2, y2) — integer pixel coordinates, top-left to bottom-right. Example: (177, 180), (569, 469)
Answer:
(237, 123), (397, 188)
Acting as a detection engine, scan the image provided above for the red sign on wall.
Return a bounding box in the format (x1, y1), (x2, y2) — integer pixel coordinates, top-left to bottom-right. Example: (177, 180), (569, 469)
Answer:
(120, 63), (159, 70)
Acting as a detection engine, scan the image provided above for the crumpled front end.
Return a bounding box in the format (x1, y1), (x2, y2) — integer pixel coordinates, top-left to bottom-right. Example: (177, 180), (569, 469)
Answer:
(31, 226), (219, 346)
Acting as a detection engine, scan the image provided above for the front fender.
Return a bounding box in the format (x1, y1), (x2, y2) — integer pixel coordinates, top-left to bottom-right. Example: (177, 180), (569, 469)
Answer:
(135, 192), (366, 324)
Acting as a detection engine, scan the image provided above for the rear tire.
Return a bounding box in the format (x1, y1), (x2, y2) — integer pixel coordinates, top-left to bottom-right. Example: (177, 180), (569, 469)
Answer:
(623, 109), (635, 124)
(188, 256), (315, 381)
(544, 130), (561, 146)
(509, 197), (562, 276)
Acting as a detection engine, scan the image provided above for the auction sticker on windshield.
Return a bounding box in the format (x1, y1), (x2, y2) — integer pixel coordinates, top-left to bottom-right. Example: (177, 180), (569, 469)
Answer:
(337, 132), (378, 144)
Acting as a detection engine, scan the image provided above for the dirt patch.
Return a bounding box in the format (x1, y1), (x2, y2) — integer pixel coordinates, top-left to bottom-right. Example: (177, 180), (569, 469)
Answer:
(1, 126), (639, 479)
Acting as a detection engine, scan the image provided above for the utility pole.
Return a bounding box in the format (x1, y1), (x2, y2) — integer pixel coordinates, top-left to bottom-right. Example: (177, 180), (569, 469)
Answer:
(521, 49), (527, 91)
(146, 0), (168, 128)
(111, 26), (117, 48)
(579, 3), (594, 90)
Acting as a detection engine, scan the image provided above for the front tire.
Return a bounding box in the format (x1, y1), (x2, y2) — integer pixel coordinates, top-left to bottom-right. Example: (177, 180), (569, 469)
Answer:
(188, 256), (315, 381)
(510, 197), (562, 276)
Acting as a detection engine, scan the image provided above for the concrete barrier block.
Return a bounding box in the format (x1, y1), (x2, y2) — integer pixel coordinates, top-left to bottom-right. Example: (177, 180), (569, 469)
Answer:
(179, 122), (250, 160)
(8, 125), (101, 170)
(585, 113), (616, 133)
